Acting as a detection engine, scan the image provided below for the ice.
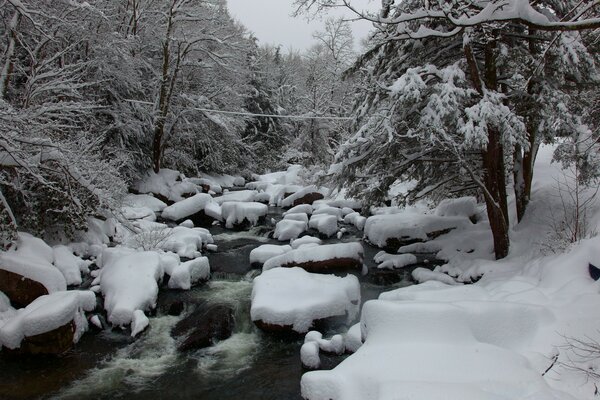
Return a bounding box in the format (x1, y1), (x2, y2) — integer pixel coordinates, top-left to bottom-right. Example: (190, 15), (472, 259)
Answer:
(308, 214), (338, 238)
(250, 244), (292, 266)
(96, 248), (168, 327)
(374, 251), (418, 269)
(130, 309), (149, 337)
(168, 257), (210, 290)
(161, 193), (222, 222)
(214, 190), (258, 205)
(0, 290), (96, 349)
(273, 219), (307, 241)
(0, 232), (67, 294)
(263, 242), (363, 271)
(291, 236), (322, 249)
(251, 267), (360, 333)
(52, 245), (92, 286)
(221, 201), (268, 228)
(434, 196), (478, 218)
(412, 267), (460, 285)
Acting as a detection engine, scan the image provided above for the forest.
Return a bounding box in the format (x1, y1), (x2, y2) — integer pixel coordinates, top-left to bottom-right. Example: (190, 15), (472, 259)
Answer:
(0, 0), (599, 399)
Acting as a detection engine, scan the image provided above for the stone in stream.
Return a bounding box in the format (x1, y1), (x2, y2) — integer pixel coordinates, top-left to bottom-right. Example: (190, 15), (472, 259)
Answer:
(2, 321), (77, 356)
(171, 302), (235, 351)
(0, 269), (50, 308)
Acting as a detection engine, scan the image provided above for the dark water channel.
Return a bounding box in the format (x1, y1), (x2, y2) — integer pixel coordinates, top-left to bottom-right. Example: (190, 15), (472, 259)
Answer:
(0, 206), (434, 400)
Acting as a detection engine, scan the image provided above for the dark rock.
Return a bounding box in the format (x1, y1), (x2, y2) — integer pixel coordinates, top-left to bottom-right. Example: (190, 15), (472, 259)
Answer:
(2, 321), (75, 356)
(254, 313), (349, 336)
(0, 269), (49, 308)
(290, 192), (324, 207)
(188, 210), (219, 228)
(167, 301), (185, 316)
(172, 303), (234, 351)
(279, 257), (362, 274)
(589, 263), (600, 281)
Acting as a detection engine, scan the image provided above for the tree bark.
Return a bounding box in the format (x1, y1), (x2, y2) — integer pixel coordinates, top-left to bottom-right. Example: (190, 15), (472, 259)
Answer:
(0, 11), (21, 100)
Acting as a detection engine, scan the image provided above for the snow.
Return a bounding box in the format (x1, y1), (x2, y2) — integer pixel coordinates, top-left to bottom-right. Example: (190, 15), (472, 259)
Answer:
(130, 309), (149, 337)
(308, 214), (338, 238)
(434, 196), (478, 218)
(343, 212), (367, 230)
(52, 245), (92, 286)
(123, 194), (167, 213)
(90, 315), (102, 329)
(95, 248), (168, 327)
(281, 186), (327, 208)
(301, 341), (321, 369)
(283, 212), (309, 223)
(197, 172), (245, 188)
(168, 257), (210, 290)
(161, 193), (222, 222)
(364, 213), (472, 248)
(291, 236), (323, 249)
(344, 323), (362, 353)
(120, 206), (156, 221)
(0, 290), (95, 349)
(263, 242), (363, 271)
(133, 169), (200, 202)
(312, 206), (343, 220)
(374, 251), (418, 270)
(0, 232), (67, 294)
(251, 267), (361, 333)
(284, 204), (313, 216)
(411, 267), (460, 285)
(214, 190), (258, 205)
(221, 201), (268, 228)
(250, 244), (292, 266)
(273, 219), (307, 241)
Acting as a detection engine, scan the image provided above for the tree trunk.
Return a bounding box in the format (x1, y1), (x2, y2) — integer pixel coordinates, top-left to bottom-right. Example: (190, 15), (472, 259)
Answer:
(0, 11), (21, 100)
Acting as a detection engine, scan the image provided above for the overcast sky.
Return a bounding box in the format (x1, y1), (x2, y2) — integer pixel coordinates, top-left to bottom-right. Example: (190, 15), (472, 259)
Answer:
(226, 0), (379, 52)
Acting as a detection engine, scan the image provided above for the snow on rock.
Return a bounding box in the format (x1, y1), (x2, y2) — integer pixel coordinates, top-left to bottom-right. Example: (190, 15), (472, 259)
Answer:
(374, 251), (418, 270)
(273, 219), (308, 241)
(312, 206), (343, 221)
(163, 226), (213, 258)
(364, 213), (472, 249)
(52, 245), (92, 286)
(0, 233), (67, 302)
(168, 257), (210, 290)
(305, 331), (345, 355)
(281, 186), (327, 208)
(250, 244), (292, 267)
(411, 267), (460, 285)
(263, 242), (363, 273)
(186, 177), (223, 194)
(434, 196), (478, 218)
(283, 212), (309, 223)
(251, 267), (360, 334)
(301, 341), (321, 369)
(179, 219), (194, 228)
(343, 212), (367, 231)
(130, 309), (149, 337)
(133, 169), (200, 202)
(123, 193), (168, 212)
(95, 248), (168, 327)
(0, 290), (96, 350)
(344, 323), (362, 353)
(291, 236), (322, 249)
(214, 190), (258, 205)
(121, 206), (156, 222)
(198, 172), (245, 188)
(284, 204), (313, 216)
(221, 201), (268, 229)
(161, 193), (222, 222)
(309, 214), (338, 238)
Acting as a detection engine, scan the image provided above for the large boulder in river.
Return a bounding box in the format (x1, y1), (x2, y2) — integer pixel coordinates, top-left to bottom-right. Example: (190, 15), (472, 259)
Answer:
(171, 303), (235, 351)
(262, 243), (364, 274)
(281, 186), (326, 208)
(161, 193), (223, 227)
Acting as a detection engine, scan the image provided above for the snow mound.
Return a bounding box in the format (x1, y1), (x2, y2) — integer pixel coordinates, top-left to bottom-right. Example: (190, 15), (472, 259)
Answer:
(251, 267), (360, 333)
(263, 242), (363, 271)
(273, 219), (307, 241)
(434, 196), (478, 218)
(168, 257), (210, 290)
(364, 213), (472, 248)
(161, 193), (222, 222)
(0, 290), (95, 349)
(0, 232), (67, 294)
(312, 206), (343, 220)
(343, 212), (367, 230)
(412, 267), (460, 285)
(374, 251), (418, 270)
(221, 201), (268, 228)
(52, 245), (92, 286)
(291, 236), (323, 249)
(283, 212), (309, 223)
(309, 214), (338, 238)
(250, 244), (292, 266)
(284, 204), (313, 216)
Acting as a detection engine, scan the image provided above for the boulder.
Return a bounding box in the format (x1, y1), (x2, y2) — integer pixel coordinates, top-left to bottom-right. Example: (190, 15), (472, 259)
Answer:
(2, 321), (76, 356)
(0, 269), (49, 308)
(171, 303), (234, 351)
(291, 192), (324, 207)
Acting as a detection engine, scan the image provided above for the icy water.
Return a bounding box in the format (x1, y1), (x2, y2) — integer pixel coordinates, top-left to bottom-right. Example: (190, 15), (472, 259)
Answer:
(0, 207), (425, 400)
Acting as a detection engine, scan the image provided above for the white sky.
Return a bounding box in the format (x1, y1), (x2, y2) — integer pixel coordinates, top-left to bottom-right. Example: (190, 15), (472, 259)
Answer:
(226, 0), (380, 52)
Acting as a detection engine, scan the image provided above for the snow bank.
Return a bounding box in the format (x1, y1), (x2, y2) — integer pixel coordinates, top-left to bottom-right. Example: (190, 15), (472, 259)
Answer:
(434, 196), (478, 218)
(0, 291), (95, 349)
(309, 214), (338, 238)
(52, 245), (91, 286)
(0, 232), (67, 294)
(263, 242), (363, 271)
(251, 267), (360, 333)
(273, 219), (307, 241)
(364, 213), (472, 248)
(250, 244), (292, 266)
(168, 257), (210, 290)
(374, 251), (418, 270)
(161, 193), (222, 222)
(221, 201), (268, 229)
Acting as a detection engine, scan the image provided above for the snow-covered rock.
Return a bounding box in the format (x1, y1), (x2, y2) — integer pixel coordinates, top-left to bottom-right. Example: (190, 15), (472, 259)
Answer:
(374, 251), (418, 270)
(411, 267), (460, 285)
(121, 206), (156, 221)
(0, 290), (95, 352)
(214, 190), (258, 205)
(290, 236), (323, 249)
(273, 219), (308, 241)
(312, 206), (343, 220)
(251, 267), (360, 334)
(161, 193), (222, 223)
(221, 201), (268, 229)
(343, 212), (367, 230)
(123, 194), (168, 213)
(52, 245), (92, 286)
(263, 242), (363, 273)
(281, 186), (326, 208)
(283, 212), (310, 223)
(434, 196), (478, 218)
(284, 204), (313, 216)
(250, 244), (292, 267)
(168, 257), (210, 290)
(308, 214), (338, 238)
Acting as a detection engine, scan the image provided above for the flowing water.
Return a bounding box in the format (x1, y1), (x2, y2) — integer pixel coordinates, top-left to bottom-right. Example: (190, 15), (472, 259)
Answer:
(0, 207), (423, 400)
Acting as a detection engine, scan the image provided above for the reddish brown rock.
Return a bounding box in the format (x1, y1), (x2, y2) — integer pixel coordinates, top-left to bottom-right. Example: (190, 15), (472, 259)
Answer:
(2, 321), (76, 356)
(0, 269), (49, 308)
(290, 192), (324, 207)
(279, 257), (362, 274)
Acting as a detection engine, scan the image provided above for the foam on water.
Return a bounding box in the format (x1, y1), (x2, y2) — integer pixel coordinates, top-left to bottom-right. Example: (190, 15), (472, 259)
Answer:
(195, 332), (261, 378)
(53, 315), (181, 399)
